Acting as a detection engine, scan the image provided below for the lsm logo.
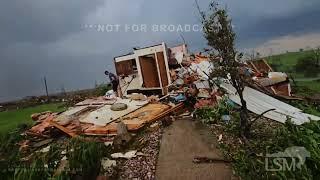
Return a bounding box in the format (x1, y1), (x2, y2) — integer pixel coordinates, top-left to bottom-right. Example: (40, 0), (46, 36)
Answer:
(265, 146), (310, 171)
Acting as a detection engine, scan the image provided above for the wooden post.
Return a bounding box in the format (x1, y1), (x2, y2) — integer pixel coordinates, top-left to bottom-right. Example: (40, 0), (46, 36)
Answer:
(113, 121), (132, 150)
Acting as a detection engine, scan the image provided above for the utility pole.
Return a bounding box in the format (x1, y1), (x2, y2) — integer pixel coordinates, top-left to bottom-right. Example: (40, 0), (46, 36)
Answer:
(179, 33), (186, 45)
(60, 84), (66, 97)
(43, 76), (49, 102)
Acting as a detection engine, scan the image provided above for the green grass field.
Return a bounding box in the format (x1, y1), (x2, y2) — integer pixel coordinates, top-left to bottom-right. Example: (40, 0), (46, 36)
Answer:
(293, 80), (320, 96)
(296, 80), (320, 92)
(266, 50), (320, 79)
(0, 103), (66, 135)
(266, 50), (320, 96)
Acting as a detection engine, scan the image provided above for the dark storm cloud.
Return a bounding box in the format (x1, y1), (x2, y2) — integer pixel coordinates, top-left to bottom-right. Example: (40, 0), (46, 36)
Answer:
(1, 0), (320, 102)
(0, 43), (111, 101)
(0, 0), (104, 45)
(0, 0), (104, 101)
(234, 4), (320, 48)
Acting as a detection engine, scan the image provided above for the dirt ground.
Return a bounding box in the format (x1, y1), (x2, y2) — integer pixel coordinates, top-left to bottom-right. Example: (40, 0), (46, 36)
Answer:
(156, 118), (236, 180)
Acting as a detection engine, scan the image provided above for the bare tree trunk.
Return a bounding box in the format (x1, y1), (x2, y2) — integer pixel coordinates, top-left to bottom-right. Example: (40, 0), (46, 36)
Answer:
(238, 90), (249, 138)
(230, 77), (250, 138)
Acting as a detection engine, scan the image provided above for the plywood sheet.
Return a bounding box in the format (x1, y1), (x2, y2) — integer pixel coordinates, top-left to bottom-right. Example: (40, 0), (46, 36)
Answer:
(271, 82), (291, 96)
(115, 60), (133, 76)
(139, 56), (160, 88)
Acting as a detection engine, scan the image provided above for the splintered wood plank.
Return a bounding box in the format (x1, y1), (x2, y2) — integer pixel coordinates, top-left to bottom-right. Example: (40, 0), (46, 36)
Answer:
(49, 120), (78, 137)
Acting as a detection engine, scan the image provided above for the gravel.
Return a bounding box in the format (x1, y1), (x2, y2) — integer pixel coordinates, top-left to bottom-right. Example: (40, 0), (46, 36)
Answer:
(118, 128), (162, 180)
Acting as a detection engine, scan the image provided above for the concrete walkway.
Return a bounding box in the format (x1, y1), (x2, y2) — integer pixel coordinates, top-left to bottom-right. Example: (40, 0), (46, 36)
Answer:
(156, 118), (235, 180)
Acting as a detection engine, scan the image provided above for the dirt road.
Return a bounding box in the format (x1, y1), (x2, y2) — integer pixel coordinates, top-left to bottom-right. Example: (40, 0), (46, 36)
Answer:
(156, 118), (235, 180)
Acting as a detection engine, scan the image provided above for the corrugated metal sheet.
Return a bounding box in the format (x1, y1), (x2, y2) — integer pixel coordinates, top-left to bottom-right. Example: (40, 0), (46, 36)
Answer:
(221, 83), (320, 125)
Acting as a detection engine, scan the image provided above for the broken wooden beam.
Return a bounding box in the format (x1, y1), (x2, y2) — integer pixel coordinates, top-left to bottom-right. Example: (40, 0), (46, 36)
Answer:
(49, 120), (78, 137)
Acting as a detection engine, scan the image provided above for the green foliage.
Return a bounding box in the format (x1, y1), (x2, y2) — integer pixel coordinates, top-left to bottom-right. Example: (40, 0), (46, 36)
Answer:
(288, 100), (320, 117)
(194, 107), (218, 124)
(14, 157), (51, 180)
(53, 171), (71, 180)
(224, 112), (241, 134)
(200, 2), (236, 60)
(295, 56), (320, 77)
(194, 98), (232, 124)
(232, 149), (271, 180)
(0, 124), (65, 179)
(226, 120), (320, 179)
(0, 128), (24, 179)
(7, 140), (65, 180)
(66, 138), (105, 177)
(200, 1), (250, 137)
(0, 129), (23, 156)
(0, 128), (110, 179)
(274, 120), (320, 178)
(7, 138), (108, 179)
(46, 143), (65, 171)
(94, 84), (112, 97)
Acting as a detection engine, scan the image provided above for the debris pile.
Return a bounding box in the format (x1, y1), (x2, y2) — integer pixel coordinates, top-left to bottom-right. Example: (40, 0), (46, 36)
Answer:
(23, 42), (320, 148)
(17, 42), (320, 179)
(247, 59), (292, 97)
(27, 97), (182, 139)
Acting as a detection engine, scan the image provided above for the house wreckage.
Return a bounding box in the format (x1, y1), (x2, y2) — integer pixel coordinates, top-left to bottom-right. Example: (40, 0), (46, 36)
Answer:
(27, 42), (320, 144)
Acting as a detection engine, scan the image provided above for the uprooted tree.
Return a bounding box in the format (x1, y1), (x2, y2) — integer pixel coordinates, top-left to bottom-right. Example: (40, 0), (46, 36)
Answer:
(198, 1), (250, 138)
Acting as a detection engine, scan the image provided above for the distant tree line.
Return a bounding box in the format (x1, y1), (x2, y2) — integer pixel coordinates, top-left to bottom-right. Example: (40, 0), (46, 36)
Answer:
(295, 48), (320, 77)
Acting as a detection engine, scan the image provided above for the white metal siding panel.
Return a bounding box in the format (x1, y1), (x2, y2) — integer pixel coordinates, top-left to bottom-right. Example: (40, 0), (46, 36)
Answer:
(221, 83), (320, 125)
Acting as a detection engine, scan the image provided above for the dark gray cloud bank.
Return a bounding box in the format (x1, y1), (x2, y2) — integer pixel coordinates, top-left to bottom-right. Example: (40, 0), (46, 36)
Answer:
(1, 0), (320, 102)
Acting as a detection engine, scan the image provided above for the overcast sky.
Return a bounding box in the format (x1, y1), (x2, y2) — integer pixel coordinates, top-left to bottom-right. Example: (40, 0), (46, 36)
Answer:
(1, 0), (320, 102)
